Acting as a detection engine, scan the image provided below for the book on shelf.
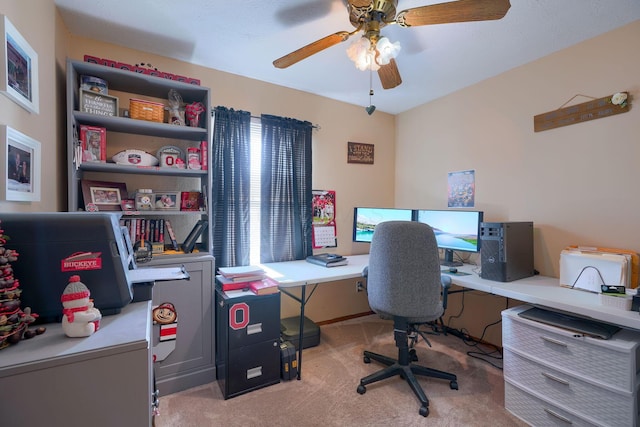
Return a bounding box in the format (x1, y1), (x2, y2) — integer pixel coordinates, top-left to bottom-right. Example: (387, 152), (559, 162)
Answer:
(249, 277), (280, 295)
(306, 253), (348, 267)
(164, 219), (179, 251)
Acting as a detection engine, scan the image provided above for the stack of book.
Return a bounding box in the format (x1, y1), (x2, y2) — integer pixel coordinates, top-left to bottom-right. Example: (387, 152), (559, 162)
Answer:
(217, 265), (279, 295)
(306, 253), (348, 267)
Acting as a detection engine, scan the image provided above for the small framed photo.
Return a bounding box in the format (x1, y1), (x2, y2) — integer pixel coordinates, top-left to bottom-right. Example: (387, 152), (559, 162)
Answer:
(0, 15), (39, 114)
(80, 125), (106, 162)
(1, 125), (41, 201)
(180, 191), (201, 211)
(121, 199), (135, 212)
(81, 179), (127, 211)
(135, 192), (154, 211)
(154, 192), (180, 210)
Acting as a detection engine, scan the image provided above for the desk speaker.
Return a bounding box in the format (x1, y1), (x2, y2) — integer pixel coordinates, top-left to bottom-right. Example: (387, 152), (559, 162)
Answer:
(480, 222), (534, 282)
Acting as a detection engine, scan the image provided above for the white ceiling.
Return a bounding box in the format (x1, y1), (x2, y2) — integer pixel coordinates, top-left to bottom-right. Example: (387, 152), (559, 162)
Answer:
(54, 0), (640, 115)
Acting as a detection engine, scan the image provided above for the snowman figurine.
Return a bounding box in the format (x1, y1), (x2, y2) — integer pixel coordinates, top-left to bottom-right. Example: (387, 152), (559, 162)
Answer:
(60, 275), (102, 338)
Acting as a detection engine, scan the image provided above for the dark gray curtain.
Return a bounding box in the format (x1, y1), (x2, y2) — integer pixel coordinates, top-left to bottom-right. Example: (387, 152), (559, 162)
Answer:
(260, 114), (313, 263)
(212, 107), (251, 267)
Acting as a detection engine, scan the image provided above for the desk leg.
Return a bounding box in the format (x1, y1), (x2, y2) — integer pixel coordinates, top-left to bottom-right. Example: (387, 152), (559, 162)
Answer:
(279, 284), (318, 381)
(297, 285), (306, 381)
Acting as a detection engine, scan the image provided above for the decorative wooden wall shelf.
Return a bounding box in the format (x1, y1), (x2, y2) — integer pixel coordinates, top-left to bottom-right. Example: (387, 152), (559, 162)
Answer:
(534, 92), (630, 132)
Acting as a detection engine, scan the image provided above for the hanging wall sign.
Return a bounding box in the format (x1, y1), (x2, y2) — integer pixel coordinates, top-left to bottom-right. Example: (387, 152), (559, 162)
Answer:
(347, 142), (374, 164)
(534, 92), (630, 132)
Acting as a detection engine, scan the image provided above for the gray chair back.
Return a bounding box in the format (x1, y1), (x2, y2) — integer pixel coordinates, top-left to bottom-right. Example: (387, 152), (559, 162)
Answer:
(367, 221), (444, 323)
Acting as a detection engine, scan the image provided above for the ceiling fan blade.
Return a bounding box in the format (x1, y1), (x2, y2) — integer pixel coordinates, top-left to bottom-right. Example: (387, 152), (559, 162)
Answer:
(378, 58), (402, 89)
(273, 31), (352, 69)
(397, 0), (511, 27)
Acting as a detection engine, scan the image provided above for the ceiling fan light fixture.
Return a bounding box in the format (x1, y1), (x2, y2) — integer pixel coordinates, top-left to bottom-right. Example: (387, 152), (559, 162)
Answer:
(346, 35), (401, 71)
(347, 36), (379, 71)
(375, 36), (401, 66)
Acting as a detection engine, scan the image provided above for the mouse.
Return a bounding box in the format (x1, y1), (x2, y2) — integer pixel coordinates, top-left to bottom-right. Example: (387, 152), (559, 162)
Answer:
(448, 267), (458, 274)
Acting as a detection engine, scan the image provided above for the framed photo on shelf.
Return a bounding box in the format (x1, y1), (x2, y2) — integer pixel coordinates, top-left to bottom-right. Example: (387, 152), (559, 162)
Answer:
(0, 15), (39, 114)
(121, 199), (135, 212)
(1, 125), (41, 201)
(154, 191), (180, 210)
(135, 192), (154, 211)
(80, 125), (106, 162)
(81, 179), (127, 211)
(180, 191), (201, 211)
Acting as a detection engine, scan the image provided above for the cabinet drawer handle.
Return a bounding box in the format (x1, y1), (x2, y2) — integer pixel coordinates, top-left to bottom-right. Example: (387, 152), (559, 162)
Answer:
(543, 408), (573, 424)
(541, 371), (570, 386)
(247, 323), (263, 335)
(541, 335), (568, 347)
(246, 366), (263, 379)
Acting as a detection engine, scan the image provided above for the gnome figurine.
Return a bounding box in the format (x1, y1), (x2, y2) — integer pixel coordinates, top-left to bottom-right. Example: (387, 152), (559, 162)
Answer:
(60, 275), (102, 338)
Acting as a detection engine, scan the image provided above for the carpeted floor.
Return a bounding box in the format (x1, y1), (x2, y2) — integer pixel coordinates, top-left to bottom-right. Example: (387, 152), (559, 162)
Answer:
(155, 315), (528, 427)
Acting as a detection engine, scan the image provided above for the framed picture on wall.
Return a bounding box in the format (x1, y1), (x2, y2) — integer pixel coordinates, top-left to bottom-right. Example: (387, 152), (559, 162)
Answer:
(0, 125), (41, 201)
(0, 15), (39, 114)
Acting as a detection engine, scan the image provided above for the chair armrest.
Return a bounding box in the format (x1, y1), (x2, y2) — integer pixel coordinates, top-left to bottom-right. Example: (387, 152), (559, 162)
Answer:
(440, 274), (452, 310)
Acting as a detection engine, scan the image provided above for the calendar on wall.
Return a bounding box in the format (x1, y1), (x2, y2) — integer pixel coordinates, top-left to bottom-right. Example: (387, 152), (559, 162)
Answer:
(312, 190), (337, 248)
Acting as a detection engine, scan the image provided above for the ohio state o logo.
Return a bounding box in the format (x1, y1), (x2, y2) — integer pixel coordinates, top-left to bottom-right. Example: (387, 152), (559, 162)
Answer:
(229, 303), (249, 330)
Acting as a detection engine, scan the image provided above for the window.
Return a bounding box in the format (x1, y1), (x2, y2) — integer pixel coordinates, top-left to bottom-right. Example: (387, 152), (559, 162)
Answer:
(249, 117), (261, 265)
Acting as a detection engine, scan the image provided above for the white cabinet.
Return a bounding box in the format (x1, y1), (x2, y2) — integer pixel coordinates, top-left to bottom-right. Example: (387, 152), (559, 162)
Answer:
(502, 305), (640, 426)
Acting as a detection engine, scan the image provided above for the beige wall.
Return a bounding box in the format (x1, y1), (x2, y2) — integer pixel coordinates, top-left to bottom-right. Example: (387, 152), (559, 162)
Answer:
(0, 0), (61, 212)
(396, 20), (640, 345)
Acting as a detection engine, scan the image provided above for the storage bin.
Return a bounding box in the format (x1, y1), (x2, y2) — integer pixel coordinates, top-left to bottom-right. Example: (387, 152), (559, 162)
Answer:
(130, 98), (165, 122)
(280, 316), (321, 350)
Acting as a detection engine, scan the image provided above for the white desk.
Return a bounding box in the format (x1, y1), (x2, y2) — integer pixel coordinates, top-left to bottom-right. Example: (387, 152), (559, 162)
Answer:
(262, 254), (640, 378)
(260, 255), (369, 379)
(451, 263), (640, 331)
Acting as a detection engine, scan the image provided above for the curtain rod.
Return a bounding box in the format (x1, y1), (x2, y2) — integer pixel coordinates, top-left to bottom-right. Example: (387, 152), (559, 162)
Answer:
(250, 115), (321, 130)
(211, 109), (320, 130)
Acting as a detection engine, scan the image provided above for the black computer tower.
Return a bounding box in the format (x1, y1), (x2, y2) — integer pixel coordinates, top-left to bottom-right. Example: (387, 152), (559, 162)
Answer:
(480, 221), (534, 282)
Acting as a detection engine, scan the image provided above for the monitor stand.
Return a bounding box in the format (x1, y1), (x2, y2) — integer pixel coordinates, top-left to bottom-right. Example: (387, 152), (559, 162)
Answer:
(441, 249), (463, 267)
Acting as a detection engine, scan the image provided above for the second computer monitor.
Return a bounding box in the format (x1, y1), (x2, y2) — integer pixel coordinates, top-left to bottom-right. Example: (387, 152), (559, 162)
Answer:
(416, 209), (484, 266)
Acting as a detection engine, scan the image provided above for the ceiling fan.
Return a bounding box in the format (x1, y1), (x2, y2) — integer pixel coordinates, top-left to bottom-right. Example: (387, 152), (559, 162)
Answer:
(273, 0), (511, 90)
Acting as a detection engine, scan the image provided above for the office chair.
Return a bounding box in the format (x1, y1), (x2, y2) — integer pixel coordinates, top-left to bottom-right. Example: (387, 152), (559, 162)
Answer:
(356, 221), (458, 417)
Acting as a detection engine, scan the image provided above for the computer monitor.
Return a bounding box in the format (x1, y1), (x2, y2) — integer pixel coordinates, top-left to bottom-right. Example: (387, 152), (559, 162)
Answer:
(416, 209), (484, 266)
(353, 207), (414, 243)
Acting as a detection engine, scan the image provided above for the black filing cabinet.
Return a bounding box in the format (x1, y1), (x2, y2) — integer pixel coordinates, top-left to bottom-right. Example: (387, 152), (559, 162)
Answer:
(215, 288), (281, 399)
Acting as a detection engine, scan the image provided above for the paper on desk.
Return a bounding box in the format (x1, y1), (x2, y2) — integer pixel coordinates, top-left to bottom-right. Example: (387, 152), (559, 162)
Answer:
(128, 265), (190, 283)
(559, 250), (628, 292)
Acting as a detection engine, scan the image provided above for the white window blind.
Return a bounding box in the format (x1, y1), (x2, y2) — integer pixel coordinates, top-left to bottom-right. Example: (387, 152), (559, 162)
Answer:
(249, 117), (261, 265)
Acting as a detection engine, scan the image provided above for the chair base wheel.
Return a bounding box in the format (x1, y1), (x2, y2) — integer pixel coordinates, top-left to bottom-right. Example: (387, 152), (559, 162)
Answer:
(409, 348), (418, 362)
(363, 356), (371, 363)
(419, 406), (429, 417)
(357, 384), (366, 395)
(450, 380), (458, 390)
